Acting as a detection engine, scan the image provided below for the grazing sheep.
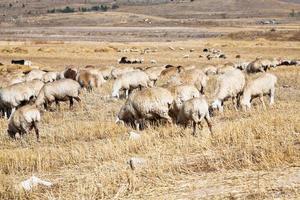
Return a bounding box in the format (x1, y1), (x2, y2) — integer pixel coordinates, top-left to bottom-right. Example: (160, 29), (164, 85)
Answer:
(76, 70), (99, 92)
(60, 66), (79, 80)
(167, 84), (200, 119)
(9, 77), (25, 85)
(42, 71), (59, 83)
(150, 60), (157, 64)
(211, 69), (245, 112)
(35, 79), (81, 111)
(116, 87), (173, 130)
(77, 69), (105, 92)
(246, 58), (271, 73)
(216, 63), (235, 74)
(99, 66), (115, 80)
(241, 73), (277, 110)
(166, 68), (208, 94)
(111, 67), (137, 79)
(112, 71), (150, 98)
(177, 97), (212, 136)
(7, 104), (41, 141)
(144, 66), (165, 86)
(204, 66), (217, 75)
(234, 61), (250, 71)
(0, 80), (44, 118)
(25, 69), (47, 82)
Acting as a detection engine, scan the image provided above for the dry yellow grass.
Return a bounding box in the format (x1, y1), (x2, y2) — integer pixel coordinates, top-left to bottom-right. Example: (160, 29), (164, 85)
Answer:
(0, 38), (299, 199)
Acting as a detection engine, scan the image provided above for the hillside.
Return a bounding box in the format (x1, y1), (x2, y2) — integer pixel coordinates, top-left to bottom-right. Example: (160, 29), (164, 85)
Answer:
(1, 0), (300, 28)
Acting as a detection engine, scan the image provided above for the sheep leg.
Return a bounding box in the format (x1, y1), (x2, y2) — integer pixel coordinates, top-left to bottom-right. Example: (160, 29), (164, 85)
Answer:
(33, 122), (40, 142)
(55, 99), (60, 111)
(232, 96), (238, 111)
(205, 114), (213, 135)
(270, 88), (275, 105)
(134, 120), (141, 131)
(69, 97), (74, 109)
(200, 86), (204, 95)
(259, 95), (266, 110)
(74, 96), (81, 103)
(192, 121), (197, 136)
(125, 89), (129, 99)
(198, 122), (203, 130)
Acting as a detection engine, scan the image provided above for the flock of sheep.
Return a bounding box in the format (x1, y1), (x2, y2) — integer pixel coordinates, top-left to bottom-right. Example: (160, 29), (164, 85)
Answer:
(0, 52), (298, 141)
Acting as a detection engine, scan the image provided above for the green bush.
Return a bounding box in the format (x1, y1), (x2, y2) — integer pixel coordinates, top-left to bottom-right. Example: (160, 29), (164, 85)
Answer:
(61, 6), (75, 13)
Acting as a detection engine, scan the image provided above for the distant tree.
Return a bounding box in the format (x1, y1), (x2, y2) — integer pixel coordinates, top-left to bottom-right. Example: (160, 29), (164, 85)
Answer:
(289, 9), (295, 17)
(100, 5), (108, 12)
(112, 4), (119, 9)
(61, 6), (75, 13)
(9, 3), (12, 7)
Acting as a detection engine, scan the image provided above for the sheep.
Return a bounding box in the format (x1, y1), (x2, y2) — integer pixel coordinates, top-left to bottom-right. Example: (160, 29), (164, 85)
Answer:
(177, 97), (212, 136)
(0, 80), (44, 118)
(42, 71), (59, 83)
(112, 71), (150, 98)
(241, 73), (277, 110)
(216, 63), (235, 74)
(144, 66), (165, 86)
(7, 104), (41, 141)
(24, 69), (47, 81)
(111, 67), (137, 79)
(35, 79), (81, 111)
(234, 61), (250, 71)
(9, 76), (25, 85)
(60, 66), (79, 80)
(166, 68), (209, 94)
(76, 70), (101, 92)
(204, 66), (217, 75)
(246, 58), (271, 73)
(167, 84), (200, 119)
(99, 66), (115, 80)
(116, 87), (173, 130)
(211, 69), (245, 112)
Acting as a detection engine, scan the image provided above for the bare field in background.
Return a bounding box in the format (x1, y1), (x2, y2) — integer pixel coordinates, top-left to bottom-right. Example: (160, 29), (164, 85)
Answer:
(0, 37), (299, 199)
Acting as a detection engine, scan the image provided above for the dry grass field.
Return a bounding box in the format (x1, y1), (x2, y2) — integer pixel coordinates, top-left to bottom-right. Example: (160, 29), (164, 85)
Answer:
(0, 36), (299, 199)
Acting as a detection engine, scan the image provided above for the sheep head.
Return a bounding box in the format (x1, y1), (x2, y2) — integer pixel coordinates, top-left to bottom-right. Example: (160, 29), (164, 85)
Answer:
(211, 99), (223, 113)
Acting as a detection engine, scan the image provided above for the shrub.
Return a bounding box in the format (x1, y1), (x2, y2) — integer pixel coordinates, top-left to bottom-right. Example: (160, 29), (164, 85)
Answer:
(61, 6), (75, 13)
(112, 4), (119, 9)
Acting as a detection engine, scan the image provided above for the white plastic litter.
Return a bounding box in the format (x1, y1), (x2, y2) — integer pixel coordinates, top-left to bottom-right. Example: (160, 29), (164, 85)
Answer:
(20, 176), (52, 191)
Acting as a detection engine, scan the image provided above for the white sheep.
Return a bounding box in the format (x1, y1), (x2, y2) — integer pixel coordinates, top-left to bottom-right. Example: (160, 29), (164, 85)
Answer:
(241, 73), (277, 110)
(112, 71), (150, 98)
(98, 65), (115, 80)
(177, 97), (212, 136)
(7, 104), (41, 141)
(246, 58), (271, 73)
(0, 80), (43, 118)
(144, 66), (165, 86)
(111, 67), (137, 79)
(166, 68), (208, 94)
(25, 69), (47, 81)
(211, 69), (245, 112)
(203, 66), (217, 75)
(116, 87), (173, 130)
(42, 71), (59, 83)
(35, 79), (81, 111)
(167, 84), (200, 119)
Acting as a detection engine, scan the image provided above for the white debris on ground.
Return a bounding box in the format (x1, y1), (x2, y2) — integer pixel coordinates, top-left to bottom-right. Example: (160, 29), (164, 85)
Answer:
(128, 157), (147, 170)
(20, 176), (52, 191)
